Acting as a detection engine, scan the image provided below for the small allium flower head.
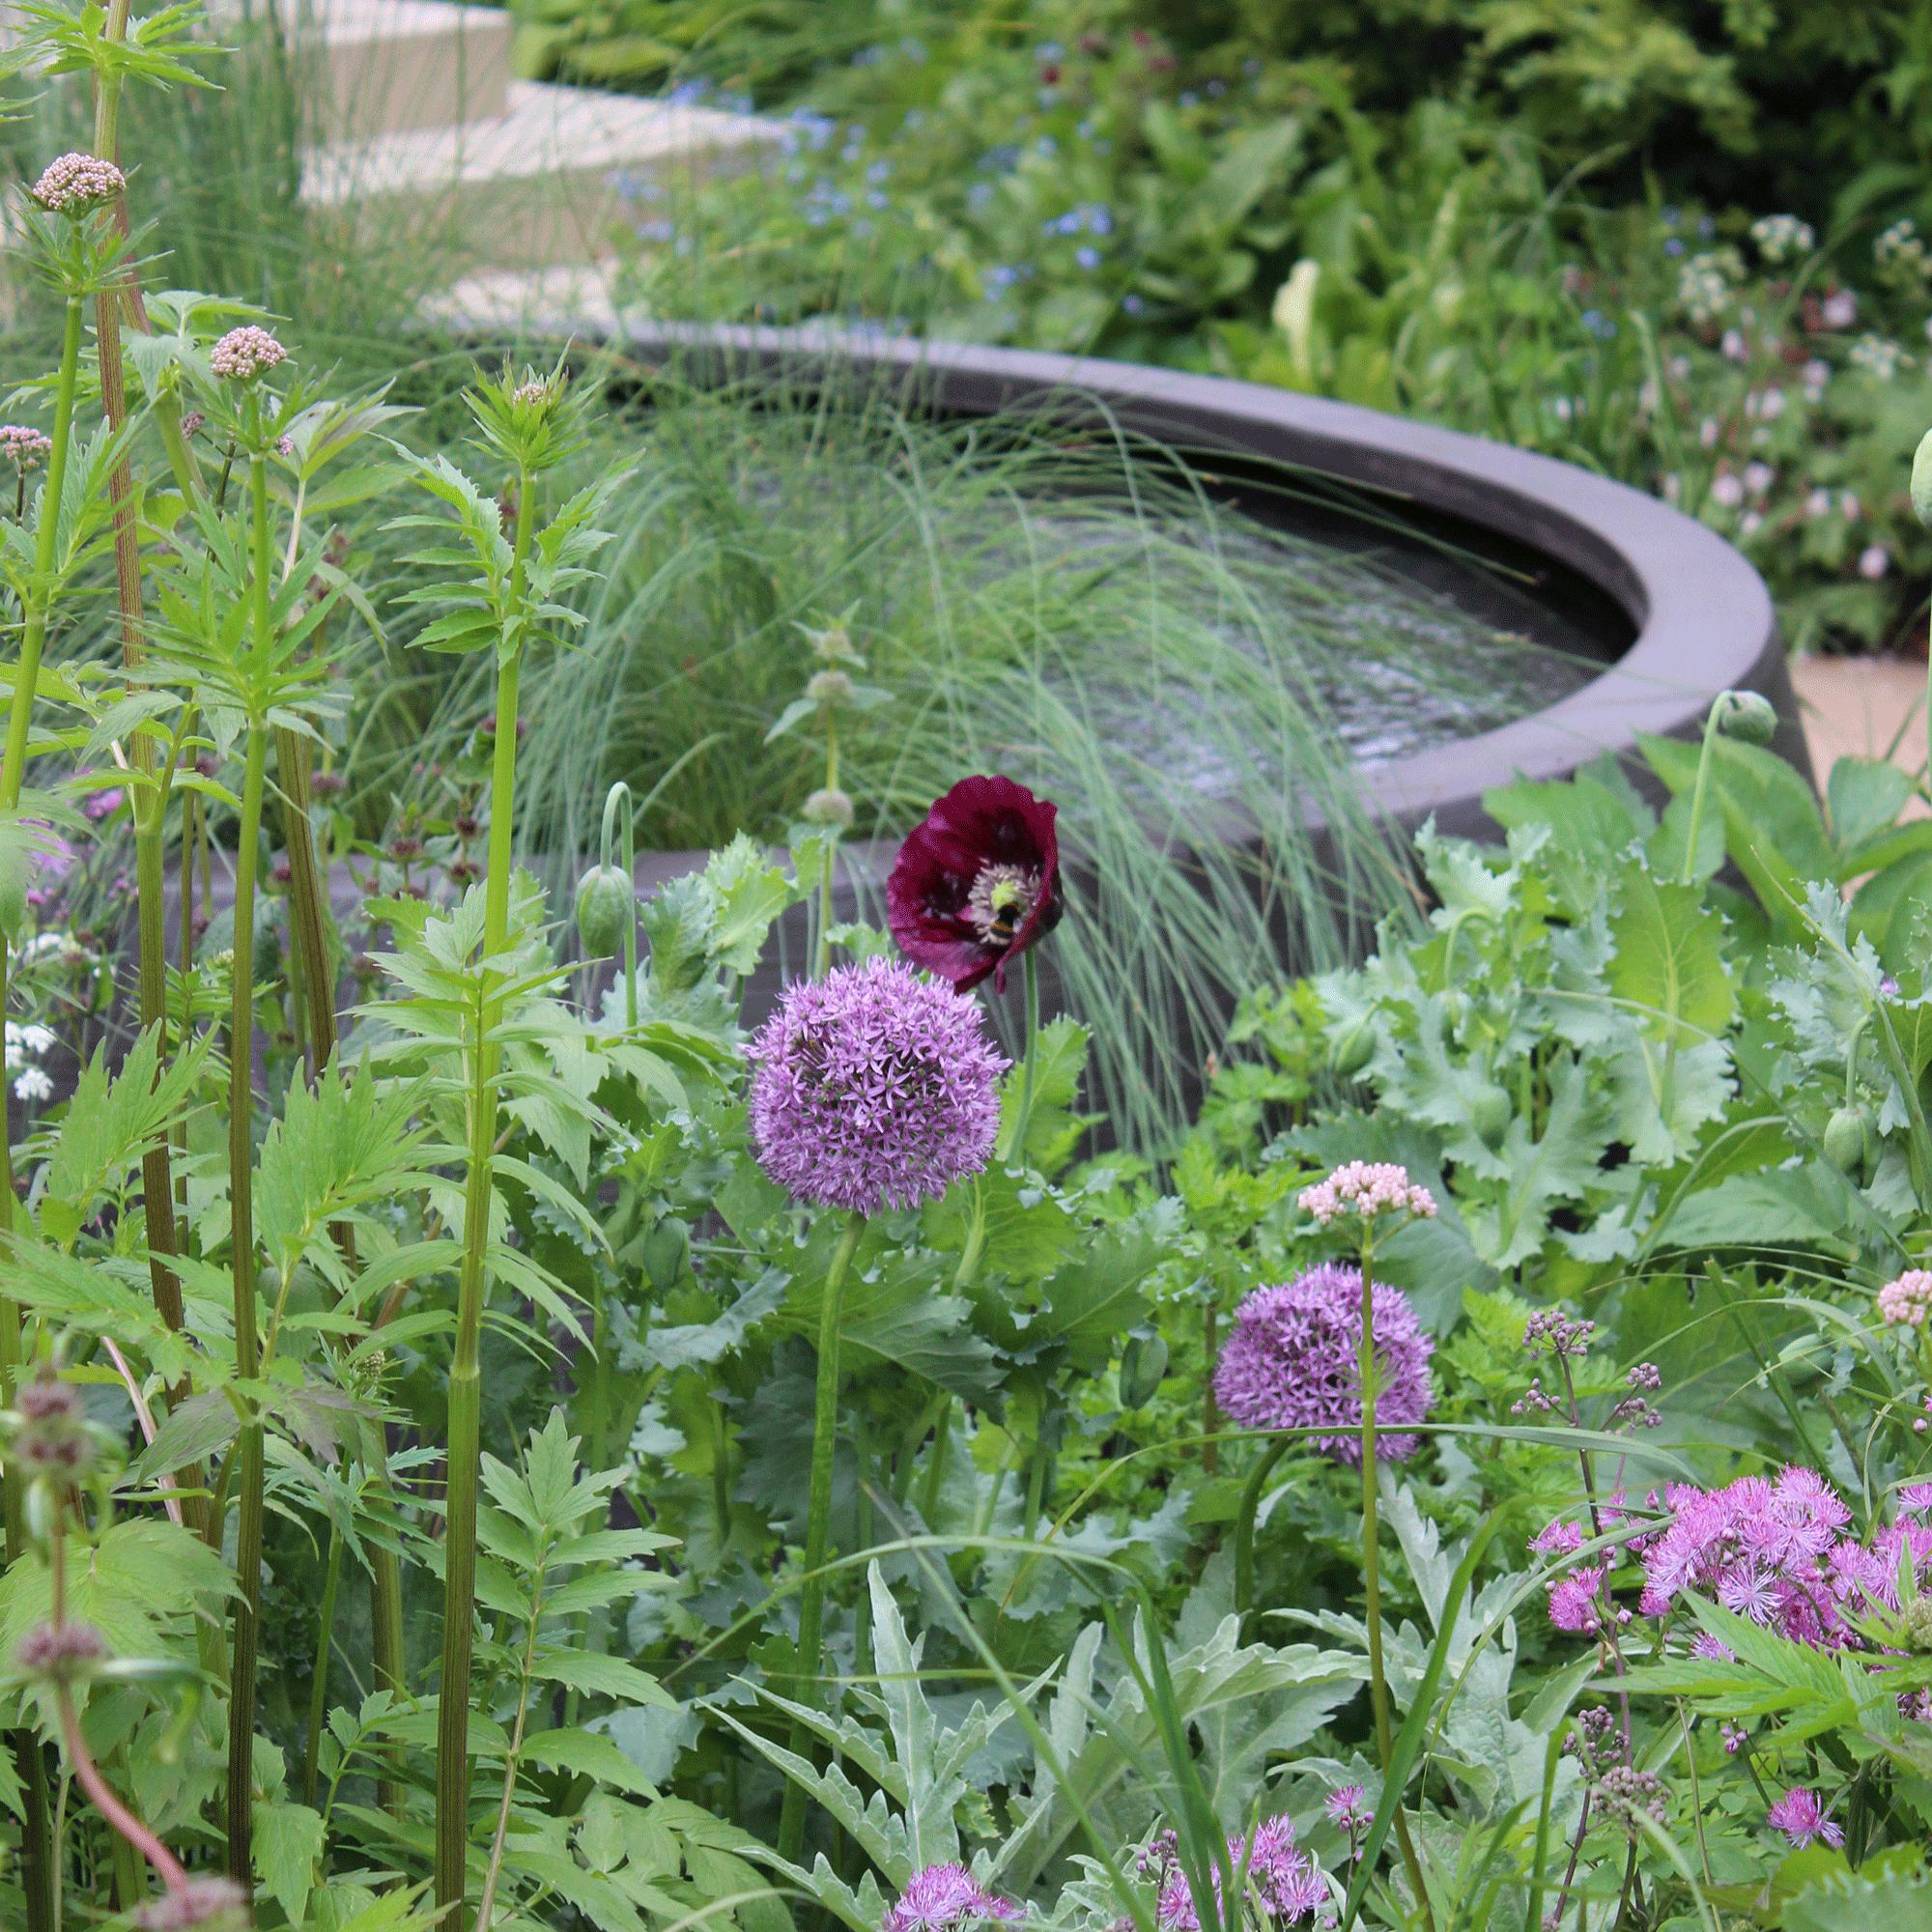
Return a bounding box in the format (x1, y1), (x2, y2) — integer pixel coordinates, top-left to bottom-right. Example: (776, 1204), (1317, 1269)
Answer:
(803, 785), (855, 828)
(209, 326), (287, 383)
(1878, 1268), (1932, 1326)
(14, 1620), (107, 1682)
(0, 425), (52, 471)
(1766, 1787), (1842, 1849)
(748, 956), (1007, 1215)
(31, 152), (125, 214)
(136, 1877), (253, 1930)
(1211, 1262), (1435, 1465)
(881, 1862), (1018, 1932)
(1298, 1159), (1436, 1226)
(888, 775), (1063, 994)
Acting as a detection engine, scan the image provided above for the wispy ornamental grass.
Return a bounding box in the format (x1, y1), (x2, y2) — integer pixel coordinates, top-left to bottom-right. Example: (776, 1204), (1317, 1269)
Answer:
(361, 349), (1587, 1150)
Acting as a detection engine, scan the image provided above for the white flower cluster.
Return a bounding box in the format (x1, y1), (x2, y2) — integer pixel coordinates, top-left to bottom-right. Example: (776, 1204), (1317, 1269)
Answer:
(1849, 334), (1912, 381)
(1677, 251), (1736, 325)
(1749, 213), (1814, 264)
(1875, 218), (1929, 287)
(5, 1018), (57, 1103)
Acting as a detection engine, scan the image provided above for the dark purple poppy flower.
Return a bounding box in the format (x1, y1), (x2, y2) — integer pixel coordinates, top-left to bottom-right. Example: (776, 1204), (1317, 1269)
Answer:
(887, 775), (1063, 993)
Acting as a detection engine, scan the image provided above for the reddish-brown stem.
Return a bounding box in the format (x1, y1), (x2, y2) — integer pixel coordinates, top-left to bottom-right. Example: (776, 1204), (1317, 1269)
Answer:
(56, 1685), (188, 1898)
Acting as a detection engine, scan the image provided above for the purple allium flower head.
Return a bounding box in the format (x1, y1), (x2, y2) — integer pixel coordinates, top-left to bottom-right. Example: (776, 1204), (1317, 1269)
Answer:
(1211, 1263), (1434, 1465)
(209, 325), (287, 383)
(1765, 1787), (1842, 1849)
(31, 152), (125, 214)
(881, 1863), (1019, 1932)
(748, 956), (1007, 1215)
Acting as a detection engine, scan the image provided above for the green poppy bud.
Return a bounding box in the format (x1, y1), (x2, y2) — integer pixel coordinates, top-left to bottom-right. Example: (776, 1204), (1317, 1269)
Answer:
(1119, 1333), (1169, 1410)
(0, 839), (26, 943)
(1711, 689), (1778, 747)
(1914, 426), (1932, 530)
(251, 916), (281, 986)
(1470, 1083), (1513, 1150)
(1823, 1103), (1871, 1175)
(575, 864), (635, 958)
(1328, 1017), (1375, 1076)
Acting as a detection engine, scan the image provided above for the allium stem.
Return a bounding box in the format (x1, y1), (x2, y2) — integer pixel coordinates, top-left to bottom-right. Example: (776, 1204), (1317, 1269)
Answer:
(1233, 1435), (1292, 1628)
(436, 465), (536, 1932)
(776, 1208), (867, 1864)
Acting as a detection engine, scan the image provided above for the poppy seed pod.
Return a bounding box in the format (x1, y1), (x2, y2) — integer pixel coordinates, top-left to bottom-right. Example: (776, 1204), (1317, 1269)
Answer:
(575, 864), (635, 958)
(1711, 689), (1777, 746)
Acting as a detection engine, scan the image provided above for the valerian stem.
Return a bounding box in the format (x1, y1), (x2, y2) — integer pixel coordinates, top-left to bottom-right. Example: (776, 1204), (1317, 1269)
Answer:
(435, 463), (536, 1932)
(0, 283), (89, 1932)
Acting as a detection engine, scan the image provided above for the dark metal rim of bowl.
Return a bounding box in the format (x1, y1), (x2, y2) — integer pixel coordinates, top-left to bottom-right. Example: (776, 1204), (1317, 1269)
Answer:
(593, 322), (1808, 847)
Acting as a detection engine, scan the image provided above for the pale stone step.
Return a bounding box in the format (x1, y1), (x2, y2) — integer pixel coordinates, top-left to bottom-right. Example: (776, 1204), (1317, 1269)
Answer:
(301, 79), (779, 268)
(303, 0), (512, 138)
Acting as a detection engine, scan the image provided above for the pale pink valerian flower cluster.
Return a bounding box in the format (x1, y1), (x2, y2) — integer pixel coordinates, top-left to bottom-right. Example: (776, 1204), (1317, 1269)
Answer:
(1877, 1267), (1932, 1326)
(1298, 1161), (1435, 1227)
(0, 425), (53, 470)
(1141, 1818), (1327, 1931)
(209, 325), (288, 383)
(1536, 1467), (1932, 1651)
(881, 1862), (1019, 1932)
(30, 152), (125, 213)
(1764, 1787), (1843, 1849)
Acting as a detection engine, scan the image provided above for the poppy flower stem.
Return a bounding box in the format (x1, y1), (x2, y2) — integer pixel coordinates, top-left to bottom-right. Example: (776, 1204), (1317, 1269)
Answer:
(1005, 949), (1041, 1163)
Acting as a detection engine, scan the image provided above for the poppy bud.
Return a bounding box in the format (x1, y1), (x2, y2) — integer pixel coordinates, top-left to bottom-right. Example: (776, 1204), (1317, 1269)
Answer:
(0, 839), (25, 942)
(1327, 1017), (1375, 1076)
(1470, 1083), (1513, 1150)
(1915, 426), (1932, 529)
(1119, 1333), (1168, 1409)
(1710, 689), (1777, 746)
(575, 864), (635, 957)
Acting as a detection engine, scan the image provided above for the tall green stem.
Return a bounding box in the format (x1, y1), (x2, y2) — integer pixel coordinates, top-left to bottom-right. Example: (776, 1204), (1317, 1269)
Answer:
(1356, 1238), (1432, 1929)
(1233, 1435), (1292, 1629)
(1005, 948), (1040, 1163)
(776, 1210), (867, 1863)
(814, 716), (838, 980)
(436, 469), (535, 1932)
(302, 1525), (345, 1809)
(224, 718), (270, 1885)
(1678, 703), (1725, 887)
(0, 286), (88, 1932)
